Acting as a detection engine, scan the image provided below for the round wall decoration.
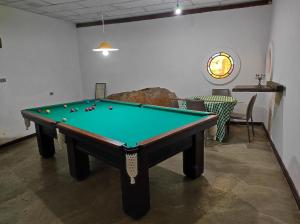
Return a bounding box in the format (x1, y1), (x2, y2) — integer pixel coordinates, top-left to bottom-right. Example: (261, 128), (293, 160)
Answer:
(265, 41), (274, 81)
(202, 48), (241, 85)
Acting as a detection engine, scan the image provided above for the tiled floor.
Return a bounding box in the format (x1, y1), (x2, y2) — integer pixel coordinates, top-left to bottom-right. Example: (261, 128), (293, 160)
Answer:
(0, 124), (299, 223)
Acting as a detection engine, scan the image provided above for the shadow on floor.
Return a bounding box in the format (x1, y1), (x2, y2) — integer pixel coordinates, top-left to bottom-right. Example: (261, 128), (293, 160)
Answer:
(0, 125), (299, 224)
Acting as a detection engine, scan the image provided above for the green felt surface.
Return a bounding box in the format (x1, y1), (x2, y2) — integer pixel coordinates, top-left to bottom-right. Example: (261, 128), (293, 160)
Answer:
(27, 100), (209, 148)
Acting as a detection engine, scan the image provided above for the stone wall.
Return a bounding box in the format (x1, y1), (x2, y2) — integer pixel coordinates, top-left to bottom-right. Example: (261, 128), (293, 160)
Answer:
(107, 87), (178, 107)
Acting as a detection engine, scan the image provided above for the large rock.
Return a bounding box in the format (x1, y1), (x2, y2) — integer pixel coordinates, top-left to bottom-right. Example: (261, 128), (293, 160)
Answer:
(107, 87), (178, 107)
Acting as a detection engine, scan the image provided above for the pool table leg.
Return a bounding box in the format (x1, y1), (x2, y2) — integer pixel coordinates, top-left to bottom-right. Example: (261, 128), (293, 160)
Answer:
(35, 124), (55, 158)
(183, 131), (205, 178)
(66, 137), (90, 181)
(120, 152), (150, 219)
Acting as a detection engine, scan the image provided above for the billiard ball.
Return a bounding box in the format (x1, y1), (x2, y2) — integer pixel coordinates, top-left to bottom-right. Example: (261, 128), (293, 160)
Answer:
(45, 109), (51, 113)
(109, 106), (113, 110)
(37, 109), (42, 113)
(85, 108), (89, 112)
(70, 108), (75, 112)
(62, 118), (67, 122)
(63, 104), (68, 108)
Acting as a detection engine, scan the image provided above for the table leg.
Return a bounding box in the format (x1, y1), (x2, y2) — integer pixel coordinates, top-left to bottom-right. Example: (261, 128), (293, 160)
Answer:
(183, 131), (205, 178)
(120, 152), (150, 219)
(35, 124), (55, 158)
(66, 137), (90, 181)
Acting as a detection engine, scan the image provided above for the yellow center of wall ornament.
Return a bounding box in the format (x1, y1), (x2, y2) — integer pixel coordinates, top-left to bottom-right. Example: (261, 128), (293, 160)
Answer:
(207, 52), (234, 79)
(202, 49), (241, 85)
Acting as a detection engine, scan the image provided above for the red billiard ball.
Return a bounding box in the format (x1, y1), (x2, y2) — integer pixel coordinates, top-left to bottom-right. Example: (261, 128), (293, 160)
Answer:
(109, 106), (113, 110)
(85, 108), (89, 112)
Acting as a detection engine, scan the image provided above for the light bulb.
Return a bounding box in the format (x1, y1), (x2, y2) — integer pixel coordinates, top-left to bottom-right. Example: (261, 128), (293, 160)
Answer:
(175, 6), (182, 15)
(102, 50), (109, 56)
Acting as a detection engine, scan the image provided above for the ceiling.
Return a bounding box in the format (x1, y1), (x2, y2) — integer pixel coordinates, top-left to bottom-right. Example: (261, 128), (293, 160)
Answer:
(0, 0), (264, 24)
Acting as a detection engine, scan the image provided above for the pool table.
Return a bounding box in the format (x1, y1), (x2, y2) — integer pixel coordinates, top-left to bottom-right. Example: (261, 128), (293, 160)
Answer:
(21, 99), (217, 219)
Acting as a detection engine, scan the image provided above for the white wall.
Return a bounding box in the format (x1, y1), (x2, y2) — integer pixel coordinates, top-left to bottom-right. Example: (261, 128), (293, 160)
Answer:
(0, 4), (273, 143)
(0, 5), (83, 142)
(77, 5), (272, 122)
(268, 0), (300, 193)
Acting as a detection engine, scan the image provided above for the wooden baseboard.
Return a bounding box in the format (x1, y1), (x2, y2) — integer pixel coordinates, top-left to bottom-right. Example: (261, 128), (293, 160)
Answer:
(0, 134), (36, 149)
(261, 124), (300, 210)
(230, 121), (263, 125)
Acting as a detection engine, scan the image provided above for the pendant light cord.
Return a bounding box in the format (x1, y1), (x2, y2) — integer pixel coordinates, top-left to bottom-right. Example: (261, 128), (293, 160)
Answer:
(102, 14), (105, 34)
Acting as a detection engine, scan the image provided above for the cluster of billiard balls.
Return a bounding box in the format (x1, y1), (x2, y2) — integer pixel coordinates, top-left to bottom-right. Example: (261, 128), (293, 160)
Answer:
(85, 106), (96, 112)
(37, 109), (51, 113)
(37, 103), (113, 123)
(63, 104), (79, 113)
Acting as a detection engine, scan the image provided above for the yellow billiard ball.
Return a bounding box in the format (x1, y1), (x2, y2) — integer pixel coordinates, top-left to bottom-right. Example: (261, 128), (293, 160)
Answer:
(45, 109), (51, 113)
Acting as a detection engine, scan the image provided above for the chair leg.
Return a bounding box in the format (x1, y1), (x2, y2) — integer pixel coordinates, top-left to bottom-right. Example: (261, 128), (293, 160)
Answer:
(247, 122), (250, 143)
(227, 120), (230, 135)
(251, 117), (255, 136)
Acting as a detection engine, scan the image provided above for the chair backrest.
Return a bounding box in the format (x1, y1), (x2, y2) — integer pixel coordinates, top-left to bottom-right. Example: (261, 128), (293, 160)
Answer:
(186, 100), (205, 111)
(95, 83), (107, 99)
(171, 99), (179, 108)
(212, 89), (231, 96)
(246, 94), (257, 120)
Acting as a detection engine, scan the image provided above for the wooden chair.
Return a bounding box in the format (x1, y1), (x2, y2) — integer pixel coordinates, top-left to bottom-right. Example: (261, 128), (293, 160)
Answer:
(212, 89), (231, 96)
(171, 99), (179, 108)
(230, 94), (257, 143)
(95, 83), (107, 99)
(185, 100), (213, 143)
(185, 100), (205, 111)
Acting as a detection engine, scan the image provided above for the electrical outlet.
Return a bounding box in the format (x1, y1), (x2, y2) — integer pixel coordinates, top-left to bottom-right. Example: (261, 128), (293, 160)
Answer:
(0, 77), (7, 83)
(49, 92), (54, 96)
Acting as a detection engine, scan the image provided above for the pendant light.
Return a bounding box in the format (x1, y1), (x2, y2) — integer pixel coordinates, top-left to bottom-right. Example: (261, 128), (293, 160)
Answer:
(175, 0), (182, 15)
(93, 14), (118, 56)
